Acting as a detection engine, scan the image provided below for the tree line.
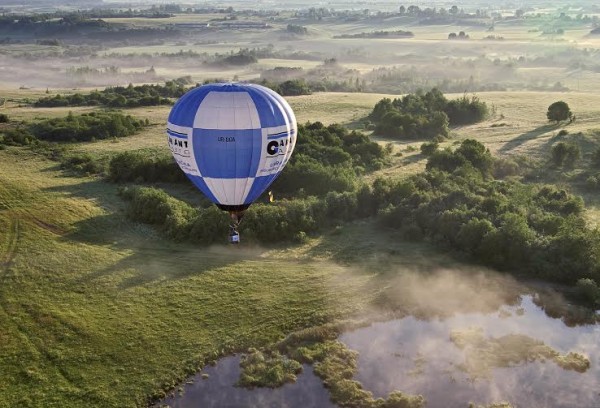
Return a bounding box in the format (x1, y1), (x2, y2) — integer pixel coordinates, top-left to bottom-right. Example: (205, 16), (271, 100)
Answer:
(0, 111), (147, 145)
(107, 121), (388, 196)
(118, 138), (600, 305)
(33, 78), (193, 108)
(334, 30), (414, 39)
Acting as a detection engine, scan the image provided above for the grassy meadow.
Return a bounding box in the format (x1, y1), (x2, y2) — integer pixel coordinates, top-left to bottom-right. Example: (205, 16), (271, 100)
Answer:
(0, 146), (382, 407)
(2, 4), (600, 407)
(2, 87), (600, 405)
(0, 140), (469, 407)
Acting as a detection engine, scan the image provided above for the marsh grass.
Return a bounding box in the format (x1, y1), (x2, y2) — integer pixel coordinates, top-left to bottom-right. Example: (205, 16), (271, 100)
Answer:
(238, 349), (302, 388)
(239, 322), (426, 408)
(450, 327), (590, 379)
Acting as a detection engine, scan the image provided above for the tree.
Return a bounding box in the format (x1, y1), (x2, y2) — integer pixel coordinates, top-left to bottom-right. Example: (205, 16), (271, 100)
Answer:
(547, 101), (572, 124)
(399, 5), (406, 14)
(455, 139), (493, 175)
(407, 5), (420, 14)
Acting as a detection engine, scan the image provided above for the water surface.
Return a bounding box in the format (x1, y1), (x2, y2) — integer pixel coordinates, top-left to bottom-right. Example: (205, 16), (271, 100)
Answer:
(160, 294), (599, 408)
(340, 295), (600, 407)
(159, 355), (335, 408)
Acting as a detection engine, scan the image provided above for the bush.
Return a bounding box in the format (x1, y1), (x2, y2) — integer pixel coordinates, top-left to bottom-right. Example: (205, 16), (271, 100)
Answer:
(575, 278), (600, 305)
(444, 94), (488, 125)
(369, 89), (488, 140)
(119, 186), (197, 240)
(551, 142), (580, 168)
(585, 173), (600, 190)
(277, 79), (311, 96)
(29, 111), (145, 142)
(379, 144), (597, 284)
(271, 122), (387, 197)
(61, 153), (106, 175)
(116, 130), (600, 290)
(420, 142), (438, 156)
(238, 350), (302, 388)
(0, 113), (8, 123)
(34, 80), (189, 108)
(492, 157), (520, 179)
(109, 150), (187, 183)
(0, 128), (36, 146)
(590, 147), (600, 168)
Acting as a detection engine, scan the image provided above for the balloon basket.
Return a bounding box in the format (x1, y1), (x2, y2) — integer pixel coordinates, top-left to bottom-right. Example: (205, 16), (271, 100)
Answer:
(228, 212), (243, 245)
(228, 228), (240, 244)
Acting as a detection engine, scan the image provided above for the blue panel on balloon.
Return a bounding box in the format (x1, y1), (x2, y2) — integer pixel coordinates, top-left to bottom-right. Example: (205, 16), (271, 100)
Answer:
(247, 87), (287, 128)
(192, 128), (262, 179)
(245, 174), (280, 204)
(168, 87), (209, 127)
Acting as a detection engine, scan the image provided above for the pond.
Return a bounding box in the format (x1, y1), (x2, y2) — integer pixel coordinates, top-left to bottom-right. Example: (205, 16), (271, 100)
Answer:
(340, 295), (600, 407)
(158, 355), (336, 408)
(160, 294), (599, 408)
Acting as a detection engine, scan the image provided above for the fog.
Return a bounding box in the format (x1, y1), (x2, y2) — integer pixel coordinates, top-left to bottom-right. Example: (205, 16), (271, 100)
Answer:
(2, 41), (594, 93)
(337, 267), (598, 408)
(2, 0), (599, 92)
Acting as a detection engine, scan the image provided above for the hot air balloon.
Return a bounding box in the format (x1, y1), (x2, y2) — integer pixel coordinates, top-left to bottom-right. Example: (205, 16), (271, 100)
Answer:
(167, 83), (297, 244)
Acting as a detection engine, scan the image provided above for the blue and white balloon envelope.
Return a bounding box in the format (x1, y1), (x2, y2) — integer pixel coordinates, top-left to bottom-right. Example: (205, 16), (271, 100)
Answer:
(167, 83), (297, 212)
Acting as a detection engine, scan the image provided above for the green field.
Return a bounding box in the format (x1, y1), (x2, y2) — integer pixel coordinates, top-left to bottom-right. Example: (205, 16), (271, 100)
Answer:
(2, 87), (600, 406)
(0, 146), (384, 407)
(2, 3), (600, 406)
(0, 140), (472, 407)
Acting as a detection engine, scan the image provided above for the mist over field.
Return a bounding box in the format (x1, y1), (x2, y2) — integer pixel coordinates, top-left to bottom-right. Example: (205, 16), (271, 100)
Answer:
(2, 0), (600, 407)
(3, 0), (600, 93)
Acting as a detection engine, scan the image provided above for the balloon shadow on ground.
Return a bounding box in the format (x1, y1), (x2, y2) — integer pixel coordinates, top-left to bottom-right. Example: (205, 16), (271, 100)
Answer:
(42, 179), (254, 289)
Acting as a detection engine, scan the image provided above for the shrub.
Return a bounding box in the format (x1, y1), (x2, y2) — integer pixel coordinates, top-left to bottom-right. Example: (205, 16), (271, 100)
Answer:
(34, 79), (189, 108)
(29, 111), (145, 142)
(0, 128), (36, 146)
(551, 142), (580, 168)
(420, 142), (438, 156)
(0, 113), (8, 123)
(369, 89), (488, 140)
(492, 157), (520, 179)
(575, 278), (600, 305)
(60, 152), (106, 175)
(444, 94), (488, 125)
(119, 186), (197, 240)
(590, 147), (600, 168)
(271, 122), (387, 197)
(238, 350), (302, 388)
(109, 150), (187, 183)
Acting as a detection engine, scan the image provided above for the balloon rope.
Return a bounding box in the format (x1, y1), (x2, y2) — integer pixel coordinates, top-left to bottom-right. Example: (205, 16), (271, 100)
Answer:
(230, 211), (244, 226)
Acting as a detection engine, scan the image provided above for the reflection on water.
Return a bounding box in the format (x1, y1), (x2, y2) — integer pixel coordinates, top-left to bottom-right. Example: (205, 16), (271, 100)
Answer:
(159, 355), (335, 408)
(159, 291), (600, 408)
(340, 295), (600, 408)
